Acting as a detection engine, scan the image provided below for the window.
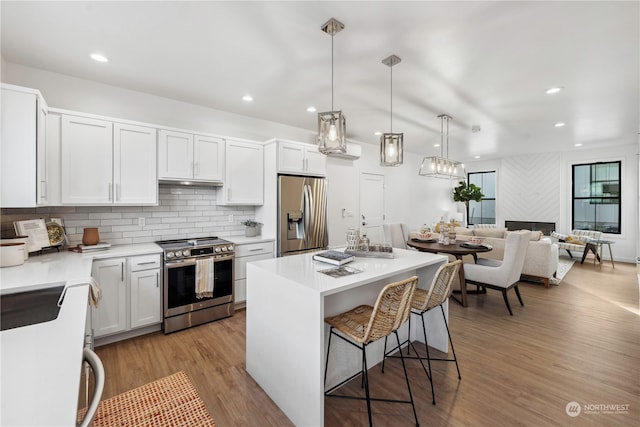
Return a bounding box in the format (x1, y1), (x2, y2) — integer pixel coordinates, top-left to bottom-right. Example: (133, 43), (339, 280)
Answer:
(467, 171), (495, 225)
(572, 161), (621, 234)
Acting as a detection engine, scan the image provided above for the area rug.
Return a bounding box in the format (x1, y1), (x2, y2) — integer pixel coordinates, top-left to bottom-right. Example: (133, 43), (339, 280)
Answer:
(81, 371), (215, 427)
(550, 257), (575, 285)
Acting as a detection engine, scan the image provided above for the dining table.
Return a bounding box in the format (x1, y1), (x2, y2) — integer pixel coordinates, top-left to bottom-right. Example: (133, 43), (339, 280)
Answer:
(406, 239), (493, 307)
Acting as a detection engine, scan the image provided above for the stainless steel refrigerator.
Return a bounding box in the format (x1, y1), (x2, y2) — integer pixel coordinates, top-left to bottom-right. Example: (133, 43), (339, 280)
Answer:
(278, 175), (328, 256)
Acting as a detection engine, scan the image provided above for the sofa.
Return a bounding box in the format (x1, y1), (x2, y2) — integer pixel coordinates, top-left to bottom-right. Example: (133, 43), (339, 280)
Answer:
(408, 224), (559, 288)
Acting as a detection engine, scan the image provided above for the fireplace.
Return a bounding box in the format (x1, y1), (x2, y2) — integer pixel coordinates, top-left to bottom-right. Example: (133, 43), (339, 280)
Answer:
(505, 221), (555, 236)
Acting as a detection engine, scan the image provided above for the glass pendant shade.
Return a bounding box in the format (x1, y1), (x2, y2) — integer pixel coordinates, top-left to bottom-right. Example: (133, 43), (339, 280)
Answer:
(318, 110), (346, 153)
(418, 114), (465, 179)
(380, 133), (403, 166)
(318, 18), (346, 155)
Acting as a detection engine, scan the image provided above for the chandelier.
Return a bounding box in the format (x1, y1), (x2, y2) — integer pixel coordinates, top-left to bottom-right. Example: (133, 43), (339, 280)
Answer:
(380, 54), (403, 166)
(317, 18), (347, 154)
(418, 114), (465, 179)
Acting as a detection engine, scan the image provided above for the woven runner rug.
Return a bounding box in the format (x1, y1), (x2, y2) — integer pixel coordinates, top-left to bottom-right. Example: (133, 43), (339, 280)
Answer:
(550, 257), (575, 286)
(82, 371), (215, 427)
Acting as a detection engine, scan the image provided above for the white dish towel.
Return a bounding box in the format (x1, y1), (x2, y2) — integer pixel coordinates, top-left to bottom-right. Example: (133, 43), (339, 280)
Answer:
(195, 258), (215, 299)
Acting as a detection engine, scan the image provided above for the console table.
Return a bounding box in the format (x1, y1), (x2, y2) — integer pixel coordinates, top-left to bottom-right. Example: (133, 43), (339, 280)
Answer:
(582, 239), (615, 269)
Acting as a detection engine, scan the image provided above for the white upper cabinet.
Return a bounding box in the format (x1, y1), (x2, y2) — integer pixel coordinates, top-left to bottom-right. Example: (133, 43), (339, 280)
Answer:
(114, 123), (158, 204)
(61, 113), (157, 205)
(218, 139), (263, 205)
(277, 140), (326, 176)
(1, 84), (48, 207)
(158, 130), (224, 182)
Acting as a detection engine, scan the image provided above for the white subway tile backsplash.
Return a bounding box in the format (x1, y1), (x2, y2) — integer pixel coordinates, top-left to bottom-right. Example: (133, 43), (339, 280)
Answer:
(1, 184), (257, 245)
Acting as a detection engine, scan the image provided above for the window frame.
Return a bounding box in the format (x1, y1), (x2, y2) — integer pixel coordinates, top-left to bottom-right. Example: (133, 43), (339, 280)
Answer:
(466, 170), (496, 226)
(571, 160), (621, 234)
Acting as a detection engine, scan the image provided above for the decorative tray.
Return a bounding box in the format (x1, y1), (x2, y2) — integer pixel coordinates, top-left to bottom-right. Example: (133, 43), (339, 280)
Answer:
(345, 248), (395, 259)
(411, 238), (437, 243)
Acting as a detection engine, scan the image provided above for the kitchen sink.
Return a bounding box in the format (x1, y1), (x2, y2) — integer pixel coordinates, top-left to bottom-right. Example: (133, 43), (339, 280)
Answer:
(1, 284), (65, 331)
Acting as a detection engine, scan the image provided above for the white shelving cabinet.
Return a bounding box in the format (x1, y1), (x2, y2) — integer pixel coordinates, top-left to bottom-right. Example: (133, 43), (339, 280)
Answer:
(218, 139), (264, 205)
(158, 129), (224, 182)
(277, 139), (326, 176)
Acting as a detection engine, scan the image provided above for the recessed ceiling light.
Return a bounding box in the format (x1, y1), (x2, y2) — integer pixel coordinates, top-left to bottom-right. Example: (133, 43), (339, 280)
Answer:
(242, 95), (253, 102)
(433, 144), (440, 148)
(306, 106), (317, 113)
(545, 86), (563, 94)
(474, 155), (481, 159)
(554, 122), (566, 128)
(574, 143), (583, 147)
(374, 131), (382, 136)
(90, 53), (108, 63)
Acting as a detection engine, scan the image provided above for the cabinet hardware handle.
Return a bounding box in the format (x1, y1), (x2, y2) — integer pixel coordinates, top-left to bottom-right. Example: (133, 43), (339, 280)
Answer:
(137, 261), (156, 265)
(108, 183), (113, 202)
(121, 262), (124, 282)
(195, 162), (199, 176)
(249, 248), (263, 252)
(156, 271), (159, 288)
(116, 184), (120, 201)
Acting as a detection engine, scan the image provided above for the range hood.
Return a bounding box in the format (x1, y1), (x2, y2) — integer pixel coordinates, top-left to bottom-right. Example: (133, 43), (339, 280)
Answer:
(158, 179), (223, 187)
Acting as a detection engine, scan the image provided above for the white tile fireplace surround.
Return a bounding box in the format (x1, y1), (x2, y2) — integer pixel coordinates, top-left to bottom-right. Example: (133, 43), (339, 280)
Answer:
(0, 185), (256, 246)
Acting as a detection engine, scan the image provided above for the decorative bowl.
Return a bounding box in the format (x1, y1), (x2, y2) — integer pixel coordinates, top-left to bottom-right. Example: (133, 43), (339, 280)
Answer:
(469, 237), (484, 245)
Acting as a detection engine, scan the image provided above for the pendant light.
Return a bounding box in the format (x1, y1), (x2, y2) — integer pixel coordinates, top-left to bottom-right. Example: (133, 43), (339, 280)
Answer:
(419, 114), (465, 179)
(380, 54), (403, 166)
(317, 18), (347, 154)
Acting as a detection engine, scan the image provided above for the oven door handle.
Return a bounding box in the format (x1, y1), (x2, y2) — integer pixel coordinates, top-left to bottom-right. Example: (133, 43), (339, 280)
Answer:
(166, 259), (197, 268)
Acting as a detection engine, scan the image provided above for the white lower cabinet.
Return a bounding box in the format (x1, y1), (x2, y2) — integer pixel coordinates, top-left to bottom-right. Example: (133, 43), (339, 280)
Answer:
(234, 241), (274, 304)
(91, 254), (161, 339)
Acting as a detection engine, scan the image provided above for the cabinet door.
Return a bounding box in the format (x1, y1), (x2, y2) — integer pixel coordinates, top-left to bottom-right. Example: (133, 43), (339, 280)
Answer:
(114, 123), (157, 205)
(36, 95), (48, 205)
(130, 269), (161, 329)
(194, 135), (224, 181)
(61, 115), (113, 204)
(220, 140), (263, 204)
(1, 86), (37, 207)
(303, 147), (327, 176)
(157, 130), (194, 180)
(92, 258), (127, 337)
(278, 141), (306, 174)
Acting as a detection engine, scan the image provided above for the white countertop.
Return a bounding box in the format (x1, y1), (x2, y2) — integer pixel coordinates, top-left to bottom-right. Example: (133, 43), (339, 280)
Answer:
(0, 242), (162, 426)
(0, 243), (162, 293)
(228, 235), (275, 245)
(249, 248), (448, 296)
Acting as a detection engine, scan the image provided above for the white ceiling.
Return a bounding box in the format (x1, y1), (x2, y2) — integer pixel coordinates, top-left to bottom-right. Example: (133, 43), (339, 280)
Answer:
(2, 1), (638, 160)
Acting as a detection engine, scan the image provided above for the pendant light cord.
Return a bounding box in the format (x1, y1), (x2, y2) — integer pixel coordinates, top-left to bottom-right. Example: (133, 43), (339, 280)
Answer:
(331, 33), (334, 111)
(390, 64), (393, 132)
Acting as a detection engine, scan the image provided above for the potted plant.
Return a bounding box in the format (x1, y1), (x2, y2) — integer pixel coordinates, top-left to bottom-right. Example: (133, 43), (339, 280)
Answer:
(241, 220), (263, 237)
(452, 181), (484, 226)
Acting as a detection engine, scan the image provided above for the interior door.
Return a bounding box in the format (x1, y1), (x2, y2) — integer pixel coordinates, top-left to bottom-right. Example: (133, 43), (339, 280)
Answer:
(359, 173), (385, 244)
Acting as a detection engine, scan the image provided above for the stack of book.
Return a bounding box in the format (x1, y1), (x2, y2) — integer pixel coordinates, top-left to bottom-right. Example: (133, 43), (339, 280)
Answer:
(312, 250), (354, 265)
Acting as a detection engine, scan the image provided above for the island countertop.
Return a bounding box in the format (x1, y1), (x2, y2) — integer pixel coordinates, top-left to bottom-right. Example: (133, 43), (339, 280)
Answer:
(248, 247), (448, 296)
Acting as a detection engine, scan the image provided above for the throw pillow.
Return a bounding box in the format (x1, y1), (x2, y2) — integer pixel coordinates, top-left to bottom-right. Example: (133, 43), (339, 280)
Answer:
(565, 234), (587, 245)
(474, 227), (508, 238)
(530, 230), (543, 241)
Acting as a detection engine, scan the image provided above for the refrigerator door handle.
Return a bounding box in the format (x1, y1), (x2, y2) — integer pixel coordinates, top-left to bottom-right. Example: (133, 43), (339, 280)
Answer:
(302, 184), (312, 249)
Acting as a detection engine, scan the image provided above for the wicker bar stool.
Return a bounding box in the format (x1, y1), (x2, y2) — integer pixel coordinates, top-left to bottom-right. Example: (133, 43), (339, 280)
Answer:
(383, 260), (462, 405)
(324, 276), (419, 427)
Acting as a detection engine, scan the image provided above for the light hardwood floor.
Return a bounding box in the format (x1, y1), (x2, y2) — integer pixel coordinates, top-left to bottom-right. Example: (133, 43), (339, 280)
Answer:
(95, 259), (639, 426)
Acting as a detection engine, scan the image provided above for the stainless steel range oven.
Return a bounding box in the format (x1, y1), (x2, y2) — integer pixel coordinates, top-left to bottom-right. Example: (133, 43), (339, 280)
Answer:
(156, 237), (235, 334)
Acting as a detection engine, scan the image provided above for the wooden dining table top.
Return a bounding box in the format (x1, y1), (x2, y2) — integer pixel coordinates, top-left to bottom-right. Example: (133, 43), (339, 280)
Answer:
(406, 239), (493, 256)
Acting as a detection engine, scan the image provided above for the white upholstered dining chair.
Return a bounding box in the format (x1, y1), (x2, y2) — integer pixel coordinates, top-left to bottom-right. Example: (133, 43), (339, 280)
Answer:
(463, 230), (530, 315)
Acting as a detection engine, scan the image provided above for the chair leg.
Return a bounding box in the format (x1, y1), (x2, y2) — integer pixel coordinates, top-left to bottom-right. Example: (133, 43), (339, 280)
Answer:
(382, 335), (388, 373)
(565, 249), (573, 258)
(441, 305), (461, 380)
(501, 289), (513, 315)
(394, 330), (420, 427)
(324, 327), (334, 387)
(420, 312), (436, 405)
(514, 285), (524, 306)
(362, 344), (373, 427)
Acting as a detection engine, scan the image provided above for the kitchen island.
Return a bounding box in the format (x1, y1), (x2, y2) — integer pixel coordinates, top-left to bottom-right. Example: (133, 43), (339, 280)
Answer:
(246, 248), (449, 426)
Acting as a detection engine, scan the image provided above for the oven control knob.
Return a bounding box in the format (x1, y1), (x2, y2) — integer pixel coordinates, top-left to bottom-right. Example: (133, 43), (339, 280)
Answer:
(182, 250), (190, 257)
(215, 247), (221, 253)
(167, 251), (175, 259)
(221, 246), (227, 252)
(227, 245), (234, 252)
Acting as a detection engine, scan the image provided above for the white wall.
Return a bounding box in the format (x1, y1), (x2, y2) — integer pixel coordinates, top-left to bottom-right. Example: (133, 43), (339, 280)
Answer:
(467, 145), (638, 263)
(3, 60), (637, 262)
